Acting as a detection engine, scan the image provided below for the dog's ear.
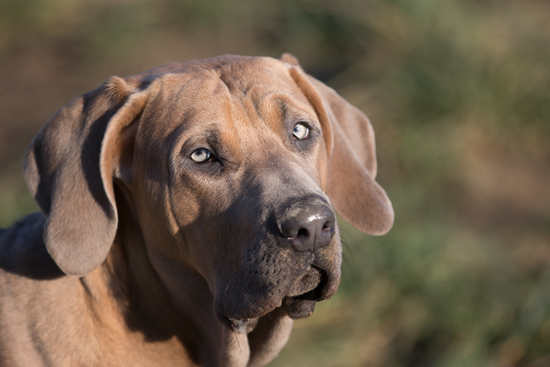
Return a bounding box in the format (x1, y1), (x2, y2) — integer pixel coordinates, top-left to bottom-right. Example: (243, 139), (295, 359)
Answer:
(286, 58), (394, 235)
(24, 76), (149, 276)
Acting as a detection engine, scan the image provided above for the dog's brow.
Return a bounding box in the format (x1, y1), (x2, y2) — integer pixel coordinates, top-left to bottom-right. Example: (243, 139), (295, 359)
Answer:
(271, 95), (316, 126)
(183, 127), (221, 145)
(204, 129), (221, 146)
(275, 99), (288, 121)
(178, 124), (221, 151)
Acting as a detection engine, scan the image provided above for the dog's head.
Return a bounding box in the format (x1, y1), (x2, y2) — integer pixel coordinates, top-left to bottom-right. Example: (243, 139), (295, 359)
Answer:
(24, 55), (393, 333)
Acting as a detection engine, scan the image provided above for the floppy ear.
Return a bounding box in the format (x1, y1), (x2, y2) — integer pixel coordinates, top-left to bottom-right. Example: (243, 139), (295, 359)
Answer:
(24, 76), (149, 276)
(283, 54), (394, 235)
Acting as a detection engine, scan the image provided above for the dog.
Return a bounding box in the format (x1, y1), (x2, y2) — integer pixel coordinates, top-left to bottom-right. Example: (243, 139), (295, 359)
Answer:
(0, 54), (393, 367)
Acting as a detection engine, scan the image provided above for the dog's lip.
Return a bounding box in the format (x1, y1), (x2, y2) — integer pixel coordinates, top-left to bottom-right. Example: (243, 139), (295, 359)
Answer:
(219, 262), (337, 333)
(280, 265), (331, 319)
(286, 264), (326, 299)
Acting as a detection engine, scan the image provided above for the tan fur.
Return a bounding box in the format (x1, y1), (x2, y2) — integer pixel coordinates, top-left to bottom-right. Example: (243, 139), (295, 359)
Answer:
(0, 55), (393, 366)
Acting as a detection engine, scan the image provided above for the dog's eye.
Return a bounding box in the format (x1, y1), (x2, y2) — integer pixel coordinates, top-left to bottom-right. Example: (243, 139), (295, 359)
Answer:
(293, 123), (310, 140)
(190, 148), (212, 163)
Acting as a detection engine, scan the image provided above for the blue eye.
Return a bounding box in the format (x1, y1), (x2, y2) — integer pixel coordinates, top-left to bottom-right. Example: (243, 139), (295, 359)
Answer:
(190, 148), (212, 163)
(293, 123), (310, 140)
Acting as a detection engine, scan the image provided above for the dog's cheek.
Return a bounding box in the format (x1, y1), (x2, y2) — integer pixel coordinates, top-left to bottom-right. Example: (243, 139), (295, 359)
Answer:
(212, 244), (305, 319)
(213, 273), (285, 322)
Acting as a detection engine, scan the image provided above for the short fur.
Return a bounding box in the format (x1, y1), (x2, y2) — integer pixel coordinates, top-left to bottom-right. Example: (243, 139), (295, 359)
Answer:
(0, 55), (393, 367)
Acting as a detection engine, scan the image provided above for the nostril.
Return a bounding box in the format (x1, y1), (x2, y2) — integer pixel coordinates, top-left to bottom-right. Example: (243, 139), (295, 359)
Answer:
(296, 228), (309, 239)
(323, 218), (334, 231)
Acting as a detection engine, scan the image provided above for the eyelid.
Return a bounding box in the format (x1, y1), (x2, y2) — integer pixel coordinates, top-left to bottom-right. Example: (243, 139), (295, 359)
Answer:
(294, 119), (317, 132)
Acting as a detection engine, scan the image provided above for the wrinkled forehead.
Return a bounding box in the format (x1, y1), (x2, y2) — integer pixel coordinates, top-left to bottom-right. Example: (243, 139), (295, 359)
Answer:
(138, 56), (316, 144)
(158, 57), (310, 112)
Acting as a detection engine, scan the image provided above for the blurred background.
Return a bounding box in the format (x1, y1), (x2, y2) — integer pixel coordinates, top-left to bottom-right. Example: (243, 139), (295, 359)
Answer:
(1, 0), (549, 365)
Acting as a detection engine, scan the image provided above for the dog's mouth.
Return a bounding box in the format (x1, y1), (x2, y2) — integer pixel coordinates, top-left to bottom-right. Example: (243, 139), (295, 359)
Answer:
(281, 264), (328, 319)
(286, 264), (324, 298)
(221, 265), (330, 334)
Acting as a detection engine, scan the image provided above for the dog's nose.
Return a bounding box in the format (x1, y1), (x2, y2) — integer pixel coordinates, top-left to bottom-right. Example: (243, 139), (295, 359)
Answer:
(278, 202), (336, 253)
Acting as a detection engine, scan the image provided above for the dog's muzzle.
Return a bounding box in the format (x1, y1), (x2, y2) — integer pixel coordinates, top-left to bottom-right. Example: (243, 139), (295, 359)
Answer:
(218, 197), (341, 334)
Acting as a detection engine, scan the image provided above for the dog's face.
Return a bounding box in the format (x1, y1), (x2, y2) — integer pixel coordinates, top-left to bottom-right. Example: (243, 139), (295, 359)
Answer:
(23, 55), (393, 334)
(130, 58), (341, 332)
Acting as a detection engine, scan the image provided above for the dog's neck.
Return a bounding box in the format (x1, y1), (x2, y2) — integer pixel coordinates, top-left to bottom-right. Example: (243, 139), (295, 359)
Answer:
(78, 187), (294, 367)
